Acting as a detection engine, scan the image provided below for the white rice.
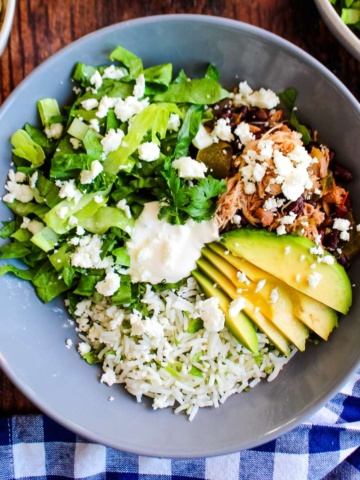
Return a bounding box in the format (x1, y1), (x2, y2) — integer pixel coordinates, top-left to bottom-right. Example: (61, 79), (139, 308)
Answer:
(73, 276), (295, 420)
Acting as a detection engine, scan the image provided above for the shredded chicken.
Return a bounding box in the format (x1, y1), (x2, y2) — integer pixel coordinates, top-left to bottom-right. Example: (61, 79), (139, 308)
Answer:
(216, 121), (330, 242)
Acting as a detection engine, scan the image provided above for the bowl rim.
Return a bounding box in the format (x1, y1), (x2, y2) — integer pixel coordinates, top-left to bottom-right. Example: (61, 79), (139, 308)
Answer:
(314, 0), (360, 61)
(1, 13), (360, 457)
(0, 0), (16, 57)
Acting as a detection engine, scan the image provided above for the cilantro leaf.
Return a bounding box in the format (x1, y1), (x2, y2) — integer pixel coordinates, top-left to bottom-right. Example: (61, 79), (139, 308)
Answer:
(185, 176), (227, 221)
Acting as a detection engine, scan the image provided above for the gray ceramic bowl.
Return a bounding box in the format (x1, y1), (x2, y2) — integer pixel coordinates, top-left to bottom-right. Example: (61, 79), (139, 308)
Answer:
(0, 0), (15, 56)
(315, 0), (360, 61)
(0, 15), (360, 458)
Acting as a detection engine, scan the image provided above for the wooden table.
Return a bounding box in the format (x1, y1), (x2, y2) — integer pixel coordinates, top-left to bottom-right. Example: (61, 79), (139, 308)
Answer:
(0, 0), (359, 417)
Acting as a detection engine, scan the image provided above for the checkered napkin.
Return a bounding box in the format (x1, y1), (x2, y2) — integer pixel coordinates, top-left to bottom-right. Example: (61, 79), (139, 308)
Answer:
(1, 371), (360, 480)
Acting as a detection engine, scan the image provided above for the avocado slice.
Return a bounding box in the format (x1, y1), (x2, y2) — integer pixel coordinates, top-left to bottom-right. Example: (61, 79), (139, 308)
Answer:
(221, 229), (352, 315)
(195, 259), (290, 355)
(210, 243), (338, 341)
(191, 269), (259, 354)
(199, 250), (309, 351)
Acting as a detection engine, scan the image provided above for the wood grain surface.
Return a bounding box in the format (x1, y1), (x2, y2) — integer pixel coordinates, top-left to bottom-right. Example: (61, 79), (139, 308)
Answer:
(0, 0), (359, 416)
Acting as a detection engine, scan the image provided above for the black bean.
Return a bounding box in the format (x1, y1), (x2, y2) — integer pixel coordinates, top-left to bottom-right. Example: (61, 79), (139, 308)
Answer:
(316, 227), (326, 244)
(244, 108), (266, 122)
(333, 163), (353, 182)
(337, 254), (350, 270)
(325, 229), (340, 251)
(234, 106), (248, 118)
(286, 197), (304, 216)
(335, 204), (348, 218)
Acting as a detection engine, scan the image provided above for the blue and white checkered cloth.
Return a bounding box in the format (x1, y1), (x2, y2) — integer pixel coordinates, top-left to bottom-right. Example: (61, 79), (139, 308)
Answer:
(1, 370), (360, 480)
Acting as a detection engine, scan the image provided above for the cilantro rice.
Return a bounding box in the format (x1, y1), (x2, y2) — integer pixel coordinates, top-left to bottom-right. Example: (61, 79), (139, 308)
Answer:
(73, 277), (295, 420)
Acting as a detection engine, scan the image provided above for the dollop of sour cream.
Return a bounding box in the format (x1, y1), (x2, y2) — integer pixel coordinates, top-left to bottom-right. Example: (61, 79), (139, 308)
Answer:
(127, 201), (219, 284)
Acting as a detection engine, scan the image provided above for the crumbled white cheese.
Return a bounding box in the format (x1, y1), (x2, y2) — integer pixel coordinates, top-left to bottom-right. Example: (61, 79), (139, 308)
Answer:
(310, 246), (324, 256)
(333, 218), (350, 232)
(280, 212), (296, 225)
(192, 124), (213, 150)
(273, 148), (313, 202)
(255, 279), (266, 293)
(76, 226), (85, 236)
(78, 342), (91, 355)
(234, 122), (255, 146)
(318, 255), (335, 265)
(44, 123), (63, 139)
(133, 74), (146, 99)
(3, 170), (34, 203)
(276, 225), (286, 236)
(65, 338), (73, 349)
(257, 139), (274, 161)
(284, 246), (291, 255)
(114, 96), (149, 123)
(101, 128), (124, 153)
(172, 156), (207, 179)
(58, 206), (68, 219)
(55, 179), (82, 203)
(96, 271), (121, 297)
(90, 70), (103, 90)
(340, 231), (350, 242)
(138, 142), (160, 162)
(70, 138), (81, 150)
(102, 64), (125, 80)
(14, 172), (26, 183)
(244, 182), (256, 194)
(231, 215), (242, 225)
(199, 297), (225, 332)
(263, 196), (285, 212)
(96, 96), (117, 119)
(167, 113), (181, 132)
(307, 272), (323, 289)
(116, 199), (131, 218)
(212, 118), (234, 142)
(314, 234), (322, 245)
(80, 160), (103, 184)
(233, 81), (280, 109)
(228, 296), (246, 318)
(70, 234), (113, 269)
(89, 118), (100, 133)
(269, 288), (279, 304)
(81, 98), (99, 110)
(100, 368), (117, 386)
(237, 271), (250, 285)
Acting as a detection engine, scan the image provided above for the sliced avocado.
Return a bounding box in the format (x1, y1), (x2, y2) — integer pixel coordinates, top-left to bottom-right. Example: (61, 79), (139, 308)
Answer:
(200, 250), (309, 351)
(191, 269), (259, 354)
(196, 258), (290, 355)
(210, 243), (338, 341)
(221, 229), (352, 315)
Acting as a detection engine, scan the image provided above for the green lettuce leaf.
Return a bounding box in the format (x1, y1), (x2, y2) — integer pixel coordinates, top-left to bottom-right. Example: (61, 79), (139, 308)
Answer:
(109, 46), (143, 79)
(79, 206), (134, 235)
(153, 78), (229, 104)
(174, 104), (203, 158)
(11, 130), (46, 167)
